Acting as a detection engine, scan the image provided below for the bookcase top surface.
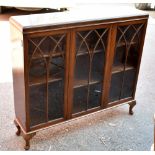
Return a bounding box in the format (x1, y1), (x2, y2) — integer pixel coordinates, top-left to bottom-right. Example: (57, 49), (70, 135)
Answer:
(10, 6), (148, 31)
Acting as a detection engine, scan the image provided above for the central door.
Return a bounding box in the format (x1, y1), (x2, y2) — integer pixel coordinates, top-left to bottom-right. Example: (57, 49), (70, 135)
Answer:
(69, 26), (110, 116)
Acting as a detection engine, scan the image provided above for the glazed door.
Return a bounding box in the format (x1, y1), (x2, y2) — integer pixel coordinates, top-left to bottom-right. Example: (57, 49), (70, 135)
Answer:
(69, 26), (110, 117)
(108, 21), (146, 104)
(27, 31), (69, 128)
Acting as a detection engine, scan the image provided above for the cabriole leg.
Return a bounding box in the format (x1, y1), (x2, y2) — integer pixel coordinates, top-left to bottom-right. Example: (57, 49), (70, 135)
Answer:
(128, 100), (136, 115)
(14, 119), (21, 136)
(23, 132), (36, 150)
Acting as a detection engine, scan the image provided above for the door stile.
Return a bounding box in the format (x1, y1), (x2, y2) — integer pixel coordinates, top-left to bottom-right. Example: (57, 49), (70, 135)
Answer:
(102, 25), (117, 108)
(66, 29), (76, 119)
(63, 31), (71, 120)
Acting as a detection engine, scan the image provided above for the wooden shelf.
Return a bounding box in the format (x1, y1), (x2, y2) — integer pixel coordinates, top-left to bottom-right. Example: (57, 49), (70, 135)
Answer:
(76, 49), (103, 57)
(29, 51), (65, 60)
(117, 41), (137, 47)
(29, 72), (63, 86)
(112, 64), (135, 74)
(73, 78), (101, 89)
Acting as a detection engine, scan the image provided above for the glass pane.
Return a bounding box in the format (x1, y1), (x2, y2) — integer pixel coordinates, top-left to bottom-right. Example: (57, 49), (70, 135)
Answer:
(47, 34), (66, 121)
(120, 69), (136, 99)
(48, 81), (64, 120)
(113, 46), (126, 67)
(29, 84), (47, 126)
(73, 86), (88, 113)
(49, 56), (64, 81)
(29, 51), (47, 126)
(74, 55), (89, 87)
(91, 52), (105, 82)
(109, 72), (123, 102)
(126, 44), (139, 68)
(88, 83), (102, 109)
(29, 58), (47, 85)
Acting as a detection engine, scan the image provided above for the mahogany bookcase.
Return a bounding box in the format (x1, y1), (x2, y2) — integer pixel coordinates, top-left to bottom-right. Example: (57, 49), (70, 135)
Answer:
(10, 7), (148, 150)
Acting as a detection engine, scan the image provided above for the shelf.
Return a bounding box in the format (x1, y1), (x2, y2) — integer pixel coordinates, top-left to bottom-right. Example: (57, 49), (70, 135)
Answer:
(76, 49), (103, 57)
(117, 41), (137, 47)
(112, 64), (135, 74)
(29, 72), (63, 86)
(73, 78), (101, 89)
(29, 51), (65, 60)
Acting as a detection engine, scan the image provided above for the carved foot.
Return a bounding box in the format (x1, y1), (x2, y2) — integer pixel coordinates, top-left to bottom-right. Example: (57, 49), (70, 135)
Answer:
(129, 100), (136, 115)
(24, 140), (30, 150)
(14, 120), (21, 136)
(23, 132), (36, 150)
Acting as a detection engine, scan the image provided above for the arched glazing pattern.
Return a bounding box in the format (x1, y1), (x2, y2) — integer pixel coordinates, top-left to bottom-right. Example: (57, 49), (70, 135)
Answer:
(72, 28), (109, 114)
(28, 34), (66, 127)
(109, 23), (144, 102)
